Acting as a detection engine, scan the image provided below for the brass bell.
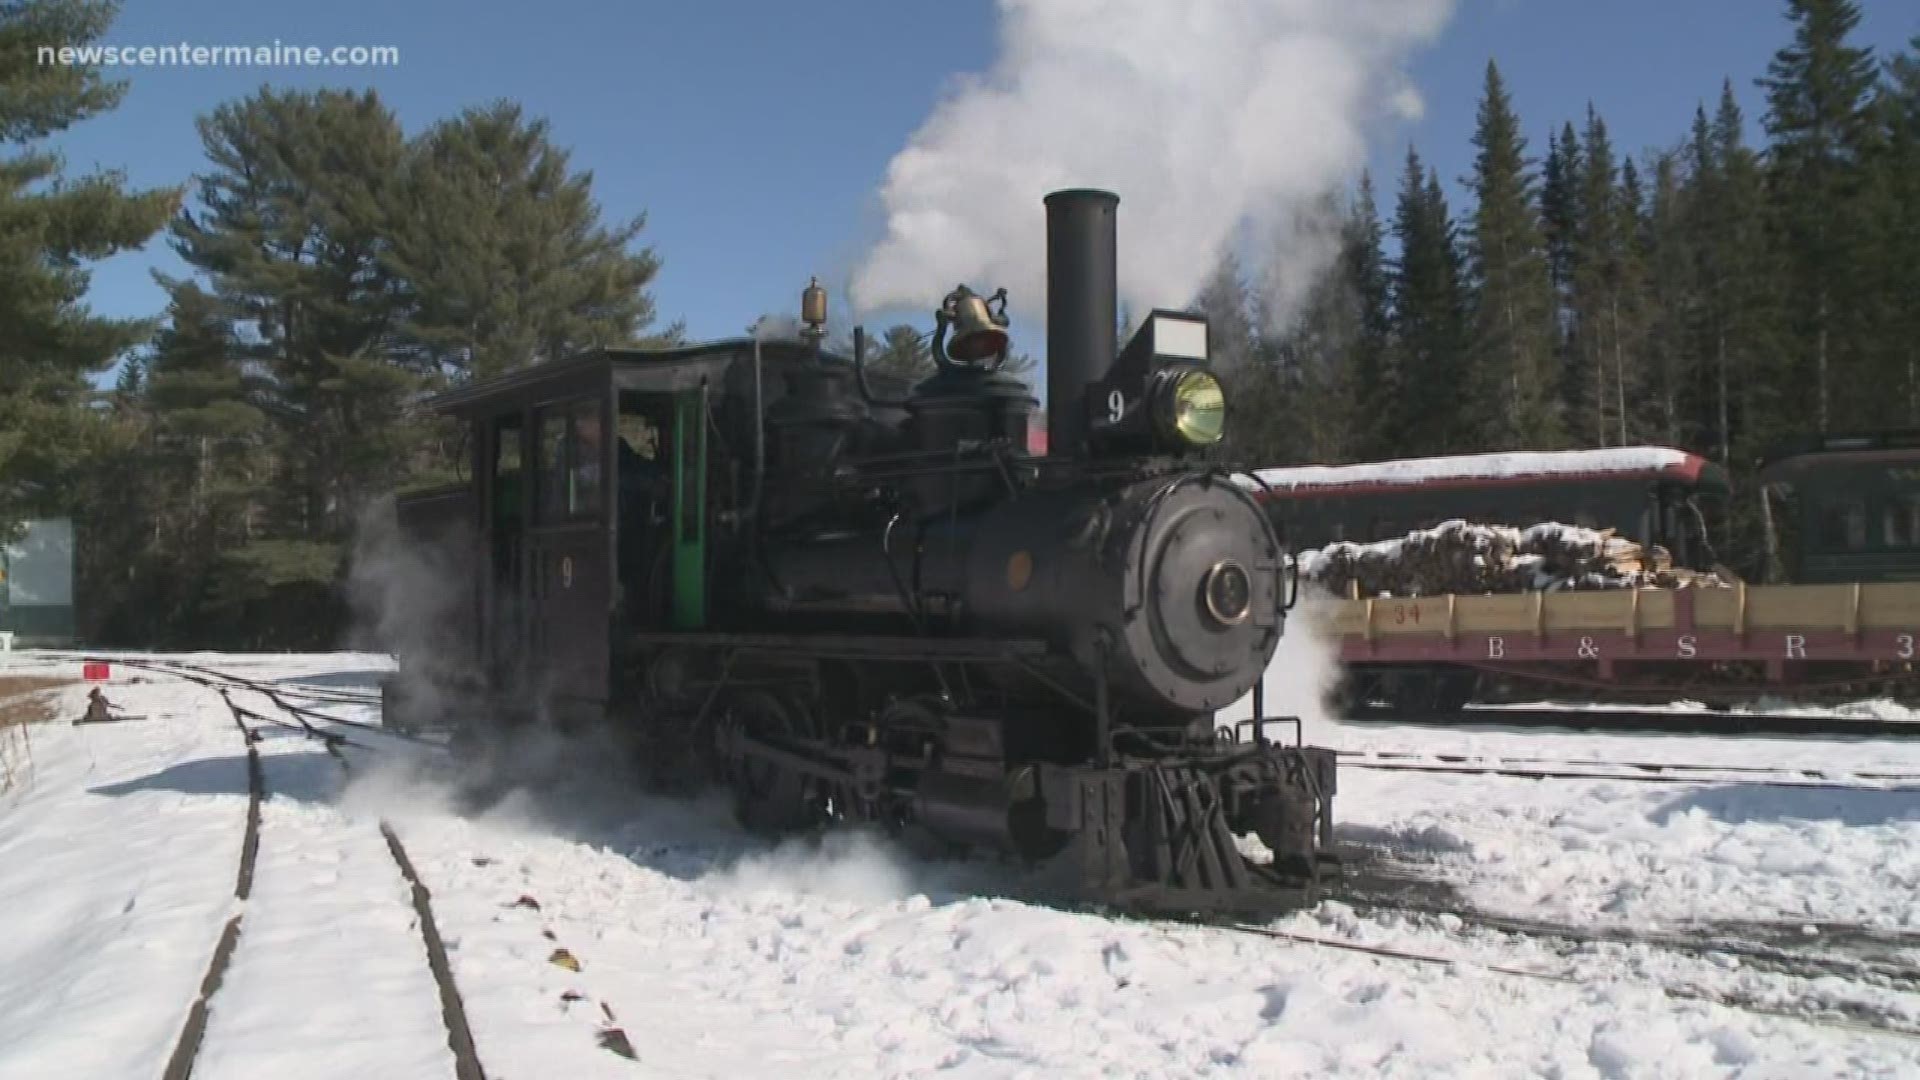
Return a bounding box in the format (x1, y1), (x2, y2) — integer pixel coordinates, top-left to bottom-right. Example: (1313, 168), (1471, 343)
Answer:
(944, 286), (1010, 363)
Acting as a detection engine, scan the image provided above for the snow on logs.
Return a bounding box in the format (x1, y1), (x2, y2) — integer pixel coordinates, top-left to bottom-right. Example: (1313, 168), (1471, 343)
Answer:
(1296, 519), (1731, 600)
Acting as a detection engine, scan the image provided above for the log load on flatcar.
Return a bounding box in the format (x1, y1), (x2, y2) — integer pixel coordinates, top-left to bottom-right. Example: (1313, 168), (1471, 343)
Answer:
(380, 189), (1337, 915)
(1252, 447), (1728, 568)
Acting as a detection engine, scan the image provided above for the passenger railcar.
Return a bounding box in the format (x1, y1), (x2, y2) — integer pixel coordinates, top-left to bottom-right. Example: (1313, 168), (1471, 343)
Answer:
(1759, 430), (1920, 585)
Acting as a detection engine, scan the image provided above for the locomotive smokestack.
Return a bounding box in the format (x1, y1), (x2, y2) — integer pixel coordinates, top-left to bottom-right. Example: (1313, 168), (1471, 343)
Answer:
(1045, 188), (1119, 458)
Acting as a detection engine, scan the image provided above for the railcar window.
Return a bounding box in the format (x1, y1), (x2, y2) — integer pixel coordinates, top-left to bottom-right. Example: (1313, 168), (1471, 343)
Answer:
(1884, 494), (1920, 548)
(1819, 499), (1869, 551)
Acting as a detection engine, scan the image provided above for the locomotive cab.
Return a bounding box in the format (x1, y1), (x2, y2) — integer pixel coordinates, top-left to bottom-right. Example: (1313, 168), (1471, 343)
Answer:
(400, 342), (913, 729)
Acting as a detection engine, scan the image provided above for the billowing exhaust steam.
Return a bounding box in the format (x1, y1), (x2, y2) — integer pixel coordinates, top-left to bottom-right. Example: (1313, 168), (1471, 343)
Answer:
(850, 0), (1452, 323)
(345, 494), (483, 731)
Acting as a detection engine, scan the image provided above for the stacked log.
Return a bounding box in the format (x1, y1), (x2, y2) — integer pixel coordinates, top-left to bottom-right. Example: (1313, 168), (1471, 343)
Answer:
(1298, 518), (1730, 599)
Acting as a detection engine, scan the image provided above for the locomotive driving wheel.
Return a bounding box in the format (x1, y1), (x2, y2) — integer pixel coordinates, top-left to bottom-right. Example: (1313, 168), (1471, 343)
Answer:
(721, 689), (821, 837)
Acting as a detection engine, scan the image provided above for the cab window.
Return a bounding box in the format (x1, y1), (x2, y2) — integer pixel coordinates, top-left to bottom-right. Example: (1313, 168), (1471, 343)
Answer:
(535, 398), (605, 523)
(492, 414), (523, 528)
(568, 398), (604, 518)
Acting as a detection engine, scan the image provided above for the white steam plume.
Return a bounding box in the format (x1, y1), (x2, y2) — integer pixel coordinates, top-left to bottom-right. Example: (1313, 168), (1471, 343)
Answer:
(850, 0), (1452, 323)
(1218, 588), (1348, 746)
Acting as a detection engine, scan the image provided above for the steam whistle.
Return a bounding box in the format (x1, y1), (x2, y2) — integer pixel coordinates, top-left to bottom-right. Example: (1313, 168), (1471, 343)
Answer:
(933, 285), (1011, 370)
(801, 276), (828, 347)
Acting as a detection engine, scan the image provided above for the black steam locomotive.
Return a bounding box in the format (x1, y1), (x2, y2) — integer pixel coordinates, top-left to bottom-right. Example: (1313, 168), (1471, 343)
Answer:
(384, 189), (1337, 914)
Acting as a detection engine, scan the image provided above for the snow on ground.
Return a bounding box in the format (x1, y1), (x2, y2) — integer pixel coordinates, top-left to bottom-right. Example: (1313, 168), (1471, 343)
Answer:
(4, 649), (1920, 1078)
(1219, 609), (1920, 935)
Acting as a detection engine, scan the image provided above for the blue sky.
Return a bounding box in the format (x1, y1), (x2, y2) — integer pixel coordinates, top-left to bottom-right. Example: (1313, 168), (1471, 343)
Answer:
(47, 0), (1920, 366)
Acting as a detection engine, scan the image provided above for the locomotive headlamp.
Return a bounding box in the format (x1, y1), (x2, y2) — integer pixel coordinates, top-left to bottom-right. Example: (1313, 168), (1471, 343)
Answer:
(1154, 367), (1227, 447)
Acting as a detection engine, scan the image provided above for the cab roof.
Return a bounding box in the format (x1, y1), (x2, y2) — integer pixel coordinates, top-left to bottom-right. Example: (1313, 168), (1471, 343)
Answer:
(420, 338), (861, 418)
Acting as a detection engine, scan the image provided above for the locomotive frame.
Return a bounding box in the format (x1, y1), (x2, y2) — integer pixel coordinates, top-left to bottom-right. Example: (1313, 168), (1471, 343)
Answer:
(385, 189), (1340, 916)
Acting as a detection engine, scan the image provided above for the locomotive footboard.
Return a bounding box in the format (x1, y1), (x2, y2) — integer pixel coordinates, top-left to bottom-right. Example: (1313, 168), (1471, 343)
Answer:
(1037, 732), (1338, 916)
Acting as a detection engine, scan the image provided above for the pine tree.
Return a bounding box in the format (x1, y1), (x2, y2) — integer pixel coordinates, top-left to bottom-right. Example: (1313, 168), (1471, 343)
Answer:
(1191, 250), (1258, 370)
(1464, 61), (1562, 449)
(1190, 251), (1281, 462)
(144, 281), (267, 531)
(0, 0), (179, 534)
(1342, 173), (1395, 461)
(1759, 0), (1880, 432)
(1689, 83), (1782, 466)
(1541, 122), (1585, 437)
(1869, 36), (1920, 423)
(1572, 106), (1631, 445)
(866, 324), (932, 379)
(1618, 151), (1653, 444)
(1272, 189), (1368, 464)
(1641, 152), (1690, 445)
(168, 87), (414, 542)
(383, 101), (669, 382)
(1390, 149), (1471, 457)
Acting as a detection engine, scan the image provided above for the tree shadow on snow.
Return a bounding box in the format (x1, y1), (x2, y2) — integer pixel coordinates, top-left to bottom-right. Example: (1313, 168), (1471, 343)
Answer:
(272, 669), (388, 690)
(87, 742), (344, 806)
(1656, 785), (1920, 827)
(88, 755), (254, 799)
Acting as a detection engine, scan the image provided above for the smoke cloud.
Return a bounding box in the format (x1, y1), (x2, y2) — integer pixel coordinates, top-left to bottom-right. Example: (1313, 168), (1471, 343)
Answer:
(850, 0), (1452, 324)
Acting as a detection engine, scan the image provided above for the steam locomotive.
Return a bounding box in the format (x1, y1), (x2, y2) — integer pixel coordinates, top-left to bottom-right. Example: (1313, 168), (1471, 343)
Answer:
(384, 189), (1337, 914)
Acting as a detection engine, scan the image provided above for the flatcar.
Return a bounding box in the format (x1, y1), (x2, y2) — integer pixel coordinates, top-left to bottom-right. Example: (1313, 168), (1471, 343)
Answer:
(1286, 436), (1920, 711)
(382, 189), (1338, 915)
(1243, 449), (1728, 712)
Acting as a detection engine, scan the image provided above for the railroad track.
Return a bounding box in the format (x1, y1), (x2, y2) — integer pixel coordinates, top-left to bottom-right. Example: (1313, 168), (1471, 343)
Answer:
(161, 682), (487, 1080)
(64, 654), (441, 751)
(1169, 858), (1920, 1041)
(1210, 912), (1920, 1041)
(1336, 748), (1920, 791)
(1346, 704), (1920, 738)
(122, 659), (641, 1076)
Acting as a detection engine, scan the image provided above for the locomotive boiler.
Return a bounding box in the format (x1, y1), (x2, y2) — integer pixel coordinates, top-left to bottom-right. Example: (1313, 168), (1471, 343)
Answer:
(384, 188), (1338, 915)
